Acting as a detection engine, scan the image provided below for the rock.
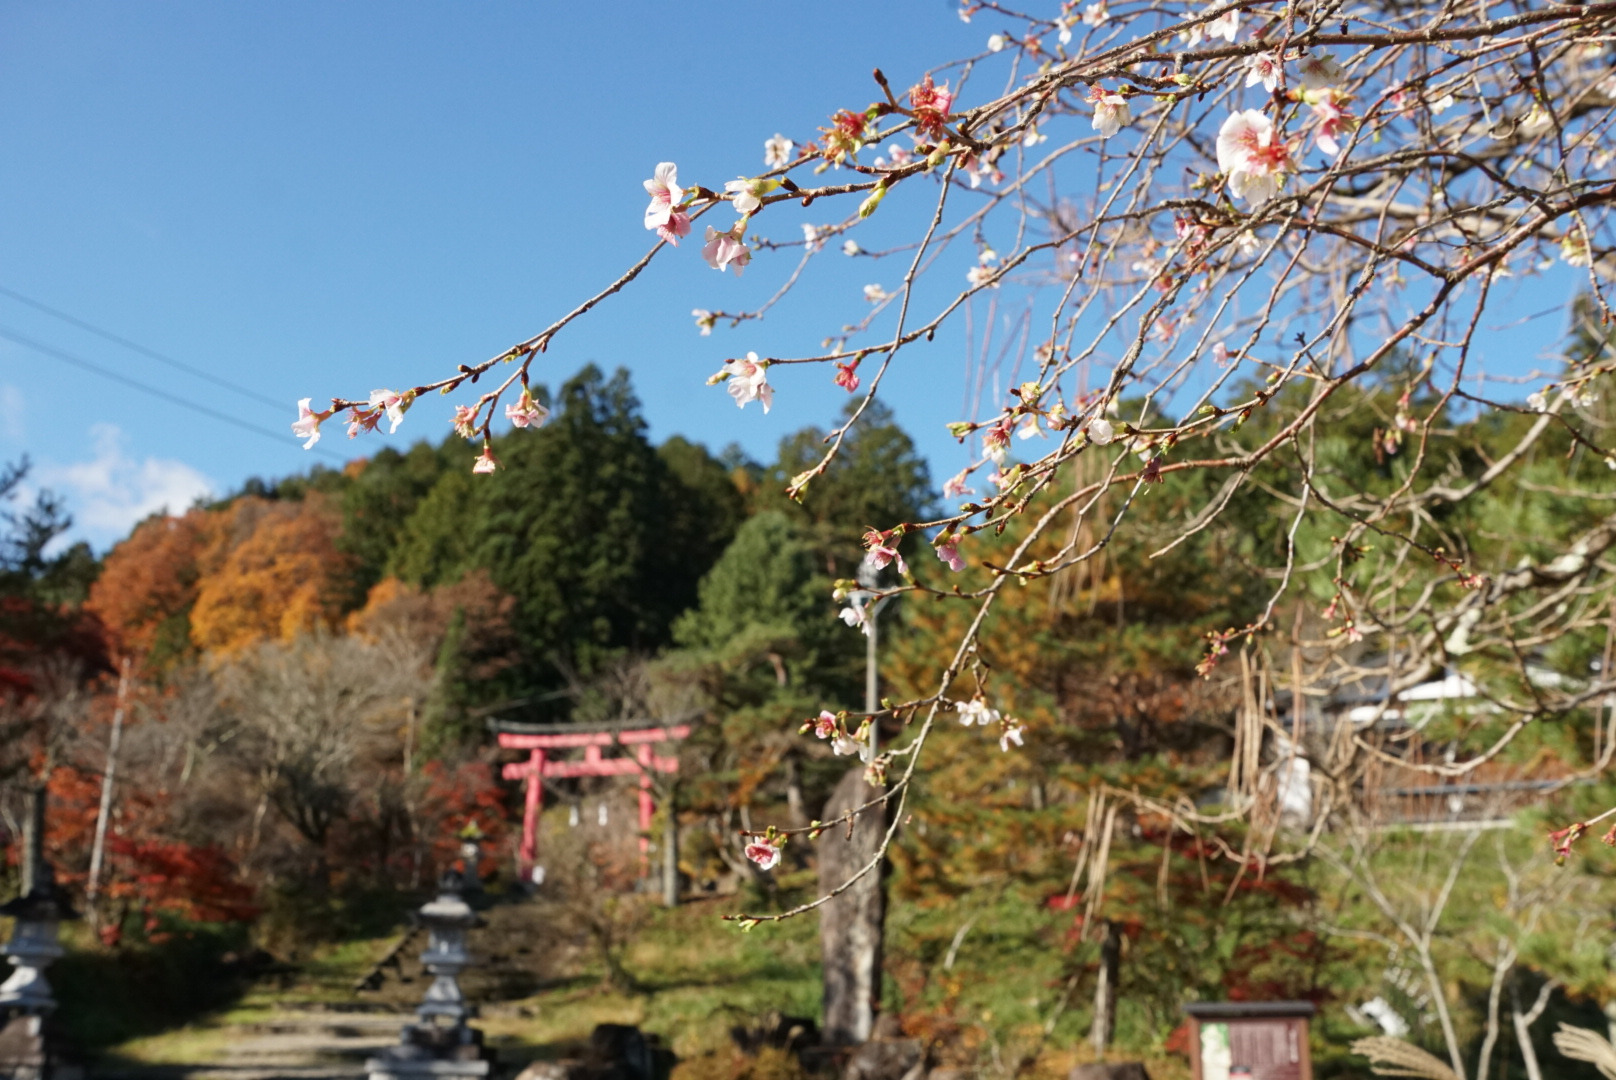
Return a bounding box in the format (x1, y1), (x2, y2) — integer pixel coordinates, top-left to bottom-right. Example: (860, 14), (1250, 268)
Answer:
(842, 1038), (923, 1080)
(584, 1023), (675, 1080)
(730, 1010), (819, 1055)
(1068, 1064), (1152, 1080)
(513, 1063), (588, 1080)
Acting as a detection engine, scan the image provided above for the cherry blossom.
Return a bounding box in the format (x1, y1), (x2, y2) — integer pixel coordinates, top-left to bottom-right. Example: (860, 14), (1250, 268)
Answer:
(451, 404), (477, 440)
(1083, 0), (1108, 25)
(702, 224), (752, 276)
(692, 309), (716, 336)
(982, 418), (1013, 462)
(292, 398), (325, 449)
(1087, 85), (1130, 138)
(956, 697), (1001, 727)
(1245, 53), (1282, 93)
(840, 598), (872, 637)
(505, 389), (549, 429)
(987, 33), (1006, 52)
(802, 223), (824, 253)
(713, 352), (773, 412)
(943, 470), (974, 498)
(472, 446), (499, 474)
(1296, 54), (1345, 90)
(745, 841), (781, 871)
(1309, 93), (1355, 157)
(369, 389), (409, 434)
(642, 162), (685, 234)
(908, 76), (954, 139)
(832, 723), (867, 758)
(1430, 92), (1456, 115)
(812, 710), (837, 739)
(1216, 110), (1292, 205)
(725, 176), (780, 216)
(1527, 390), (1549, 411)
(842, 239), (862, 256)
(1561, 233), (1593, 267)
(834, 360), (861, 393)
(998, 721), (1026, 752)
(967, 264), (997, 288)
(863, 284), (890, 303)
(1212, 342), (1231, 366)
(1181, 3), (1237, 46)
(1017, 415), (1043, 440)
(763, 133), (794, 169)
(863, 527), (907, 575)
(1086, 416), (1115, 445)
(935, 537), (965, 572)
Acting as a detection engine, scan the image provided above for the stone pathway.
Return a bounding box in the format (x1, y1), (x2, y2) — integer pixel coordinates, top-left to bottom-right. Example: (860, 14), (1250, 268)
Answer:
(91, 1007), (408, 1080)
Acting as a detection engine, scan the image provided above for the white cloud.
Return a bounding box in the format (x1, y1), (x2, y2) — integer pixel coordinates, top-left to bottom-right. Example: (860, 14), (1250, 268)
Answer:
(33, 424), (214, 550)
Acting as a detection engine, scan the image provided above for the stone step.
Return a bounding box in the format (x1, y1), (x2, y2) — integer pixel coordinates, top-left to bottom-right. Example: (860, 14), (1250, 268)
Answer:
(93, 1067), (367, 1080)
(222, 1034), (401, 1063)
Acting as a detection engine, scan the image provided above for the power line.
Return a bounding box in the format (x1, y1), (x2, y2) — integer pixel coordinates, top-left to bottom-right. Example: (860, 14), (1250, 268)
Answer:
(0, 323), (347, 462)
(0, 284), (287, 411)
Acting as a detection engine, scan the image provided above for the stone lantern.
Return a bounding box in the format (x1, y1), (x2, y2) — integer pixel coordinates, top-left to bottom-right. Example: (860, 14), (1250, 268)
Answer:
(366, 830), (490, 1080)
(0, 860), (74, 1015)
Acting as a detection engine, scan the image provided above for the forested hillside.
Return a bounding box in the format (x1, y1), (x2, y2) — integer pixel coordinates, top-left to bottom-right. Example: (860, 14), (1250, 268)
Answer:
(3, 355), (1616, 1076)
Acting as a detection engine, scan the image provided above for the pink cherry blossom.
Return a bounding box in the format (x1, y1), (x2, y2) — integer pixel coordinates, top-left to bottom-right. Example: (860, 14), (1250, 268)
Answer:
(505, 390), (549, 429)
(935, 538), (965, 572)
(834, 361), (861, 393)
(715, 352), (773, 412)
(840, 599), (871, 637)
(1212, 341), (1231, 366)
(813, 711), (837, 738)
(909, 75), (955, 139)
(982, 418), (1013, 462)
(656, 211), (691, 246)
(452, 404), (477, 440)
(1296, 54), (1345, 90)
(702, 224), (752, 276)
(1310, 95), (1355, 158)
(1245, 53), (1282, 92)
(863, 527), (908, 575)
(292, 398), (324, 449)
(943, 470), (975, 498)
(472, 446), (499, 474)
(1087, 85), (1130, 138)
(643, 162), (684, 232)
(745, 841), (781, 871)
(368, 389), (408, 434)
(1216, 110), (1292, 204)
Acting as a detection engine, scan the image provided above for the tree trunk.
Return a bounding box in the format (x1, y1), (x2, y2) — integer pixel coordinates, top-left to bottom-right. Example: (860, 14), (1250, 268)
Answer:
(1091, 918), (1121, 1057)
(819, 767), (886, 1046)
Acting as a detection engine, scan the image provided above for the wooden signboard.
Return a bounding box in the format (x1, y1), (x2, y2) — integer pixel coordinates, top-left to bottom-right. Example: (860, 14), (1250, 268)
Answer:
(1184, 1002), (1314, 1080)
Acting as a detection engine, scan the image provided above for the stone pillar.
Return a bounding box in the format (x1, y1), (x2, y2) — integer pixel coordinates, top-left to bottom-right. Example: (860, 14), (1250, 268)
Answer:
(818, 768), (886, 1046)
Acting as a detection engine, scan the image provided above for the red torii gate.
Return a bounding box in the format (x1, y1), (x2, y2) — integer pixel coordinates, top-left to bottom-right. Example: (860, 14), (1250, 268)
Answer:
(497, 722), (691, 878)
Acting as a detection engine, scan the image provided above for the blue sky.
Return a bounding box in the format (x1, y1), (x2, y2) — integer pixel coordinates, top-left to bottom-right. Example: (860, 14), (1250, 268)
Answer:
(0, 2), (1580, 550)
(0, 1), (996, 548)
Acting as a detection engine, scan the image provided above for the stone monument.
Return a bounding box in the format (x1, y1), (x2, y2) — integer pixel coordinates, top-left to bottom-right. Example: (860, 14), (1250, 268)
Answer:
(366, 832), (491, 1080)
(0, 788), (79, 1080)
